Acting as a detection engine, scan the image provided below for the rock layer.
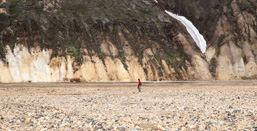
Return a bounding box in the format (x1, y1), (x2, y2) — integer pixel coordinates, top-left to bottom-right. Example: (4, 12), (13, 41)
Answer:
(0, 0), (257, 82)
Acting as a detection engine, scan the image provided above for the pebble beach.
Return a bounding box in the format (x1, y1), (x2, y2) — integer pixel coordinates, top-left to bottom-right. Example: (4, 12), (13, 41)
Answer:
(0, 82), (257, 130)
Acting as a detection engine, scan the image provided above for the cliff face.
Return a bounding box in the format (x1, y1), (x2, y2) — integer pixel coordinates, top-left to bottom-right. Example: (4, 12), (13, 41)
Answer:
(0, 0), (256, 82)
(160, 0), (257, 80)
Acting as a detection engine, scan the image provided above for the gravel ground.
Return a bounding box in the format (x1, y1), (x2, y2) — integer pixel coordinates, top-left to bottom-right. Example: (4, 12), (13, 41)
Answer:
(0, 82), (257, 130)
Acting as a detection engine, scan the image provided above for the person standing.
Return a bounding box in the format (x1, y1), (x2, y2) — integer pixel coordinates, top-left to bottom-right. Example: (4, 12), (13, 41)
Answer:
(137, 79), (142, 92)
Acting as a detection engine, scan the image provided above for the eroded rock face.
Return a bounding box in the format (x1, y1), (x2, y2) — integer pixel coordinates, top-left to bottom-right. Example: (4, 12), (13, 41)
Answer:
(160, 0), (257, 80)
(209, 0), (257, 80)
(0, 45), (146, 82)
(0, 0), (256, 82)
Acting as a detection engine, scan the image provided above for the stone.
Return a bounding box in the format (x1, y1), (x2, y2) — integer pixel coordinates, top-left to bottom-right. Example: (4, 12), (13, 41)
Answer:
(157, 125), (166, 131)
(26, 118), (31, 122)
(20, 117), (25, 122)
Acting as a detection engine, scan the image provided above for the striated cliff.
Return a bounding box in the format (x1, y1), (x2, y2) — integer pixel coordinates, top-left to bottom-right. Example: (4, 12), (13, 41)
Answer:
(0, 0), (256, 82)
(160, 0), (257, 80)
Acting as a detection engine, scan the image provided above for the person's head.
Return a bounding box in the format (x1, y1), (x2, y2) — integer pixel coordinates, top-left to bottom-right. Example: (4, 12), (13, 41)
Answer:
(138, 79), (140, 81)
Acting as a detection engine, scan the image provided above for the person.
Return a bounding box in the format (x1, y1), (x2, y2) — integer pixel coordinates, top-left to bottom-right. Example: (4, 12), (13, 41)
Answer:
(137, 79), (142, 92)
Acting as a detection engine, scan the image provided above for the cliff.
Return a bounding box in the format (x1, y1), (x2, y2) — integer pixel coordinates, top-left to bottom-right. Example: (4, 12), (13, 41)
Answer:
(0, 0), (256, 82)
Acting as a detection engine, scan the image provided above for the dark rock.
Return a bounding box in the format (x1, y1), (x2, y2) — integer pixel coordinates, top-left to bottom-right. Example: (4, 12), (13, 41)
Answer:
(233, 110), (241, 113)
(20, 117), (25, 122)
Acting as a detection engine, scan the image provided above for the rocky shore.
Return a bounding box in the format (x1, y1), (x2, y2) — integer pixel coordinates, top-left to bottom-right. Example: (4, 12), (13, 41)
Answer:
(0, 82), (257, 130)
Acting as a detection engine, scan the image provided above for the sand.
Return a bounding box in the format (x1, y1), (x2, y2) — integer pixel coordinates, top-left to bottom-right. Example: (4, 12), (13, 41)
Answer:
(0, 81), (257, 130)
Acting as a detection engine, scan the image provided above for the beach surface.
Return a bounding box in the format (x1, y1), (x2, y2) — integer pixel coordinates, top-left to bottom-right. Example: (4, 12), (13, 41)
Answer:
(0, 81), (257, 130)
